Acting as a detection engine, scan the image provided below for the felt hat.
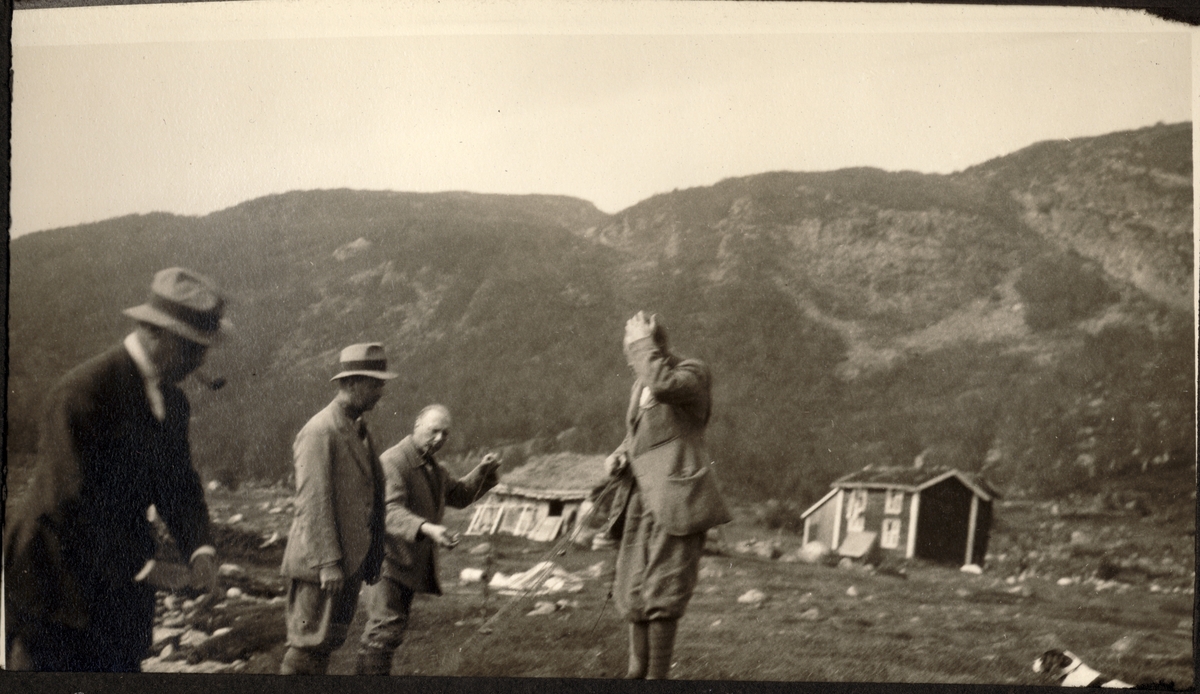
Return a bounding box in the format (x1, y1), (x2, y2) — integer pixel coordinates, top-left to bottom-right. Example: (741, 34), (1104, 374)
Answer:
(331, 342), (399, 381)
(123, 267), (228, 346)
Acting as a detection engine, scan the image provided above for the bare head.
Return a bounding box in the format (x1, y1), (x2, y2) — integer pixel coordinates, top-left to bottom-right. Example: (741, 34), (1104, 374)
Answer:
(413, 404), (452, 456)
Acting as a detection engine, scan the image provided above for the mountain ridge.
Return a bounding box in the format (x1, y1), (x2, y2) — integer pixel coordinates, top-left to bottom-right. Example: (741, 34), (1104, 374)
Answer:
(6, 122), (1193, 508)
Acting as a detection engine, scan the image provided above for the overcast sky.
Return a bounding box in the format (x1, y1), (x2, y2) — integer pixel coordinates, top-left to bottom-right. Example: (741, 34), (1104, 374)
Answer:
(8, 1), (1194, 238)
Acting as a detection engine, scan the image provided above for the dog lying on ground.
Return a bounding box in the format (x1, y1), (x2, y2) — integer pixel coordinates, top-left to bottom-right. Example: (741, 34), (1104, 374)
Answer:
(1033, 649), (1134, 688)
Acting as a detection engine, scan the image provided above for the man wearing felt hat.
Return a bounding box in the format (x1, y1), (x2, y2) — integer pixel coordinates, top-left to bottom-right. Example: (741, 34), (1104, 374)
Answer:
(4, 267), (228, 671)
(278, 343), (395, 675)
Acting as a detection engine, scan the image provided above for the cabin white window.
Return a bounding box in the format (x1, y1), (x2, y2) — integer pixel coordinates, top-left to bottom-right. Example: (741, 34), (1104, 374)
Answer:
(884, 489), (904, 515)
(511, 503), (539, 536)
(881, 518), (902, 549)
(466, 502), (503, 536)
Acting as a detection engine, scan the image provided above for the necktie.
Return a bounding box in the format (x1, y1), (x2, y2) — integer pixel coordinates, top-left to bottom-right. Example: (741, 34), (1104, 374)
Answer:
(422, 455), (442, 502)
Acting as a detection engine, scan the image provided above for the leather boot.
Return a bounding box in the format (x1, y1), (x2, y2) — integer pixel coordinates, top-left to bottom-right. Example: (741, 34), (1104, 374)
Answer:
(646, 619), (678, 680)
(624, 621), (649, 679)
(355, 645), (394, 676)
(280, 647), (330, 675)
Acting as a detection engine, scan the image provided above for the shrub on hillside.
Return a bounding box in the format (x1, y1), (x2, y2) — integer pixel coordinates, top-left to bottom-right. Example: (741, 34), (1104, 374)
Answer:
(1015, 251), (1118, 331)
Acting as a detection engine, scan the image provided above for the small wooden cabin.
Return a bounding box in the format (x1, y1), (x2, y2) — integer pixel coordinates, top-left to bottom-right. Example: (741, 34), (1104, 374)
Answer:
(466, 452), (609, 542)
(800, 465), (1000, 565)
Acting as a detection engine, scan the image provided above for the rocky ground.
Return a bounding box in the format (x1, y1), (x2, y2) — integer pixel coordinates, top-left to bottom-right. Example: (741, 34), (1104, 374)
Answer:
(137, 474), (1195, 684)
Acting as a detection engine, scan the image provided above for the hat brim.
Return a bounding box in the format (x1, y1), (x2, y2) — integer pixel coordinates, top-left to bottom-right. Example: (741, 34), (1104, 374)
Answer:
(331, 370), (399, 381)
(124, 305), (228, 347)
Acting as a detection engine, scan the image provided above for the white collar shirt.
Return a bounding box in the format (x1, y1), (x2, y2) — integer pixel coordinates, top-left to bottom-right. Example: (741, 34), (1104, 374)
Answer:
(124, 332), (166, 422)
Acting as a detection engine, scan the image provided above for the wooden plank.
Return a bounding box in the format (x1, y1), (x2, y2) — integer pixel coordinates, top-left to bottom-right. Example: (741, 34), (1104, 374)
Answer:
(906, 492), (920, 559)
(964, 494), (979, 566)
(527, 516), (564, 543)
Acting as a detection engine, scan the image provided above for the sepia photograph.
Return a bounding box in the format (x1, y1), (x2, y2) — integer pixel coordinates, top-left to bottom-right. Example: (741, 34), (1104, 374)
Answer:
(3, 0), (1195, 690)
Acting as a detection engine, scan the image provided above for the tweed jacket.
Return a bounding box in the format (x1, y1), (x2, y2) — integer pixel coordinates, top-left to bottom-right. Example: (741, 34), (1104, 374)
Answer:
(280, 400), (385, 584)
(606, 336), (731, 537)
(378, 436), (497, 594)
(3, 344), (213, 633)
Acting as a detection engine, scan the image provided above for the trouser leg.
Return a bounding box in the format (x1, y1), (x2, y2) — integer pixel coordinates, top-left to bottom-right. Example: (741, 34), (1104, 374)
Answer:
(19, 581), (154, 672)
(280, 572), (364, 675)
(646, 619), (678, 680)
(356, 577), (415, 675)
(625, 621), (649, 679)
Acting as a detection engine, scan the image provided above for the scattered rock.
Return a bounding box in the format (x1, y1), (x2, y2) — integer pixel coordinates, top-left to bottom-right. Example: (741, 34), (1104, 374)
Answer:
(526, 601), (557, 616)
(469, 542), (493, 556)
(837, 558), (854, 570)
(1070, 531), (1091, 545)
(218, 563), (246, 578)
(179, 629), (209, 648)
(846, 586), (859, 597)
(1056, 577), (1074, 586)
(160, 644), (176, 660)
(797, 541), (830, 565)
(226, 587), (244, 599)
(460, 568), (485, 584)
(755, 544), (782, 560)
(710, 619), (722, 628)
(582, 561), (606, 579)
(206, 481), (221, 492)
(226, 514), (244, 524)
(1006, 585), (1034, 598)
(269, 507), (284, 514)
(799, 608), (820, 621)
(960, 564), (983, 575)
(151, 627), (184, 653)
(737, 589), (767, 606)
(555, 599), (578, 610)
(955, 588), (970, 598)
(211, 627), (232, 638)
(163, 614), (186, 628)
(1111, 635), (1136, 655)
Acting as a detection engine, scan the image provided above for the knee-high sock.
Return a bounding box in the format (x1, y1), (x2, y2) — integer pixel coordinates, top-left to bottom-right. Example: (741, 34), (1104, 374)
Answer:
(646, 619), (677, 680)
(280, 647), (330, 675)
(625, 621), (649, 679)
(355, 644), (394, 676)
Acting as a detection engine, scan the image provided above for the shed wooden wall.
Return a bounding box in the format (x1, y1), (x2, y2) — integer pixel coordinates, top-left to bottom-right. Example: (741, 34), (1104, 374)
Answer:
(914, 478), (973, 564)
(803, 495), (840, 548)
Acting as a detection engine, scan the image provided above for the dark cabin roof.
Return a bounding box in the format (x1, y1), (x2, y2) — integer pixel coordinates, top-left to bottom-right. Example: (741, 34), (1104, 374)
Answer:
(832, 466), (1001, 501)
(491, 452), (610, 501)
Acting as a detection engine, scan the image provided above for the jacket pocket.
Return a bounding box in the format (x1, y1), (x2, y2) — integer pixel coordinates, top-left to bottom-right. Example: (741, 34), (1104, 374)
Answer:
(657, 466), (732, 537)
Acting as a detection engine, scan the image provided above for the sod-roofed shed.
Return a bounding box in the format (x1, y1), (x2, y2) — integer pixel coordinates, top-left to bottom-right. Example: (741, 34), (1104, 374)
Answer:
(800, 465), (1001, 565)
(466, 453), (610, 542)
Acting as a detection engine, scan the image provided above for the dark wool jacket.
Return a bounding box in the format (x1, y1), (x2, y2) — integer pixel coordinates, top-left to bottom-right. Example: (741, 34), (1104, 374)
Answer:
(4, 344), (213, 635)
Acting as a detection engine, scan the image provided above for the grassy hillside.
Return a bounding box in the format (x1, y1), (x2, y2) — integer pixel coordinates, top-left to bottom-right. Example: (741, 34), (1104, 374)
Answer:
(6, 125), (1194, 509)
